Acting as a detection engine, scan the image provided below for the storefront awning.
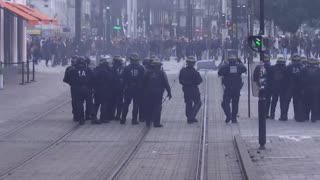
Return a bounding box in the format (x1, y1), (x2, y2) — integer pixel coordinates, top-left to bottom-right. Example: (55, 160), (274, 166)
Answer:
(0, 2), (58, 26)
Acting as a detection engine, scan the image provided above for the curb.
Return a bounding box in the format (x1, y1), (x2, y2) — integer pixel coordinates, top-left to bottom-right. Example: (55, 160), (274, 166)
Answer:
(234, 135), (260, 180)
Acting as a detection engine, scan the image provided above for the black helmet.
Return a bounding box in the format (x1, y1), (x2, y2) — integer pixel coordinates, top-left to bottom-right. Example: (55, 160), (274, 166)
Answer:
(84, 56), (91, 64)
(99, 58), (108, 65)
(71, 55), (78, 65)
(130, 53), (140, 61)
(263, 54), (271, 62)
(308, 58), (319, 65)
(142, 58), (152, 67)
(113, 55), (123, 63)
(77, 56), (86, 65)
(186, 56), (196, 65)
(276, 57), (286, 64)
(150, 59), (162, 66)
(291, 54), (301, 61)
(228, 55), (237, 62)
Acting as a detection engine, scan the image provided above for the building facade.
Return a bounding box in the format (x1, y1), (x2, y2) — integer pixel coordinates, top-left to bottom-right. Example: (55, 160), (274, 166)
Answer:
(26, 0), (91, 35)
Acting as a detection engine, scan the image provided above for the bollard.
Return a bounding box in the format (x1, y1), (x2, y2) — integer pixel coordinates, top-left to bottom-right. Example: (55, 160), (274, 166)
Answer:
(31, 59), (35, 82)
(26, 60), (30, 83)
(0, 62), (3, 90)
(20, 62), (25, 85)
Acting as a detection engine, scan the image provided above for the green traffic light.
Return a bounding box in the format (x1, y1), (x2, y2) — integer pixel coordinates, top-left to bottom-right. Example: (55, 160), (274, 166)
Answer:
(113, 26), (122, 30)
(255, 38), (261, 47)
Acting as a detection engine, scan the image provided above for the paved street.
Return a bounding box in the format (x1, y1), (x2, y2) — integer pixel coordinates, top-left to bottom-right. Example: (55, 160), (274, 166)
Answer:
(1, 60), (320, 180)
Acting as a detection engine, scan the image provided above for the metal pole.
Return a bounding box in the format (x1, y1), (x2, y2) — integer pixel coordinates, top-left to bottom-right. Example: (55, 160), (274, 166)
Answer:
(0, 62), (3, 89)
(186, 0), (193, 40)
(32, 58), (35, 82)
(247, 51), (251, 118)
(258, 0), (266, 149)
(20, 62), (25, 85)
(106, 0), (111, 54)
(26, 60), (30, 83)
(231, 0), (238, 48)
(75, 0), (82, 55)
(247, 0), (252, 118)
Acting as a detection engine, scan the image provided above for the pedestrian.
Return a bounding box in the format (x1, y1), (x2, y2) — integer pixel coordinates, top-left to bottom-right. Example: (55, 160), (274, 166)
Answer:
(67, 57), (94, 125)
(269, 57), (288, 121)
(143, 59), (172, 127)
(84, 56), (95, 120)
(110, 56), (125, 121)
(285, 54), (304, 121)
(63, 55), (78, 121)
(92, 58), (113, 124)
(218, 56), (247, 123)
(253, 55), (272, 119)
(121, 53), (145, 125)
(299, 58), (320, 122)
(179, 56), (203, 124)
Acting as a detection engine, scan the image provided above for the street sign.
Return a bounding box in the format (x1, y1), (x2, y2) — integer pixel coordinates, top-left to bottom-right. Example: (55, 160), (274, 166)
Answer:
(113, 26), (122, 30)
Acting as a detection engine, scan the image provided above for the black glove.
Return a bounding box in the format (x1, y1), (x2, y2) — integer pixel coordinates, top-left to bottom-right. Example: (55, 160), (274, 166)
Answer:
(167, 92), (172, 100)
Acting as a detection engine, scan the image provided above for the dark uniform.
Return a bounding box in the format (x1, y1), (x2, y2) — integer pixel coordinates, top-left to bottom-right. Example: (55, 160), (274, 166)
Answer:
(84, 56), (95, 120)
(218, 56), (247, 123)
(121, 54), (145, 125)
(63, 56), (78, 121)
(179, 56), (203, 124)
(285, 55), (304, 121)
(92, 58), (113, 124)
(253, 55), (272, 119)
(269, 57), (288, 120)
(110, 56), (124, 121)
(299, 58), (320, 122)
(67, 57), (94, 125)
(143, 60), (172, 127)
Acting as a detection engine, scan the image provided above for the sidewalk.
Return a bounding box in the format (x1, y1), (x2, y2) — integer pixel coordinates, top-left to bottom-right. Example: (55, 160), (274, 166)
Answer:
(231, 67), (320, 180)
(0, 63), (70, 136)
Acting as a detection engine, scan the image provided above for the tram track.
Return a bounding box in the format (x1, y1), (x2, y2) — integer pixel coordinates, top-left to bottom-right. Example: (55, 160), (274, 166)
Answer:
(0, 123), (80, 178)
(106, 68), (182, 180)
(107, 70), (209, 180)
(196, 71), (208, 180)
(0, 99), (71, 140)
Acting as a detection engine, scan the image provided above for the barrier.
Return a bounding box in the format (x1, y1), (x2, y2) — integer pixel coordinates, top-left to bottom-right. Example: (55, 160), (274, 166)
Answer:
(0, 60), (36, 89)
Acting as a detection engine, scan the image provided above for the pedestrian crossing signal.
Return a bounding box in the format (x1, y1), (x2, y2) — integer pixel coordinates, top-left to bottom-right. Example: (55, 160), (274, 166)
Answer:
(248, 35), (271, 52)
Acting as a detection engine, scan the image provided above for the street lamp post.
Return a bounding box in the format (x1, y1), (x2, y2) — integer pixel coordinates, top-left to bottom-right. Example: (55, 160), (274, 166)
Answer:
(258, 0), (266, 149)
(105, 0), (111, 54)
(186, 0), (193, 40)
(75, 0), (82, 54)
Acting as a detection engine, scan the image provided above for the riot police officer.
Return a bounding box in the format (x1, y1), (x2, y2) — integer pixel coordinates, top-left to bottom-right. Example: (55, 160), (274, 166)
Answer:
(143, 59), (172, 127)
(253, 54), (272, 119)
(67, 57), (94, 125)
(92, 58), (113, 124)
(84, 56), (95, 120)
(218, 56), (247, 123)
(179, 56), (203, 124)
(285, 54), (304, 121)
(63, 55), (78, 121)
(121, 53), (145, 125)
(270, 57), (288, 121)
(110, 56), (124, 121)
(299, 58), (320, 122)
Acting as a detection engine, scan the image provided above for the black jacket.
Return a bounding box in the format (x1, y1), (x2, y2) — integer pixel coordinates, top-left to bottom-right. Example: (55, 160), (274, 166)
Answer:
(218, 62), (247, 90)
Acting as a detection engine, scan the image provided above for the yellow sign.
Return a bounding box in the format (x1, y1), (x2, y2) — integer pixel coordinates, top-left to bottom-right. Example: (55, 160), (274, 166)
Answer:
(27, 29), (41, 35)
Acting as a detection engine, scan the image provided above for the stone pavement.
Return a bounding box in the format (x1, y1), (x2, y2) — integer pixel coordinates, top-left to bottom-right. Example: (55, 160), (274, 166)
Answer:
(206, 72), (243, 180)
(4, 58), (315, 180)
(233, 64), (320, 180)
(0, 66), (70, 136)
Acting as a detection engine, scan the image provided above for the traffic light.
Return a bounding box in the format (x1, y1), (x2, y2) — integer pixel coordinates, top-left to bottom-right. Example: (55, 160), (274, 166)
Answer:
(248, 36), (262, 52)
(226, 21), (231, 27)
(221, 14), (226, 27)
